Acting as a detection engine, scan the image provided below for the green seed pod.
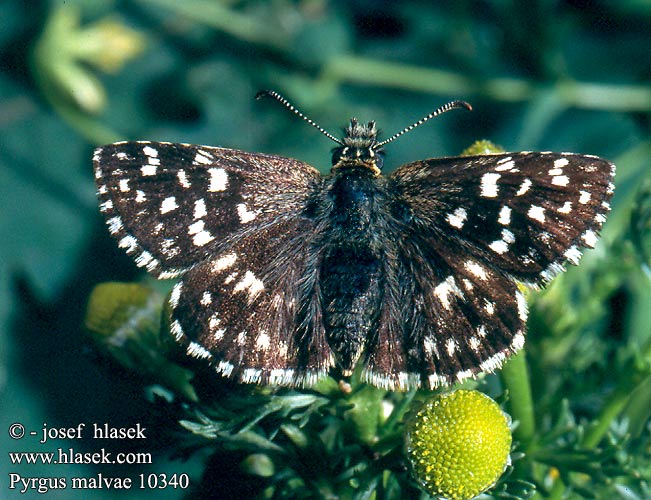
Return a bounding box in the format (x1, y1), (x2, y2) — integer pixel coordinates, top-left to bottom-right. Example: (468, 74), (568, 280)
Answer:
(85, 282), (197, 401)
(406, 390), (512, 500)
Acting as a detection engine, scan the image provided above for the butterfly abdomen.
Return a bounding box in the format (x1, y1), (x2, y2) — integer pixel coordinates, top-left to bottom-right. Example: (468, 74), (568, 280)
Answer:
(318, 168), (388, 373)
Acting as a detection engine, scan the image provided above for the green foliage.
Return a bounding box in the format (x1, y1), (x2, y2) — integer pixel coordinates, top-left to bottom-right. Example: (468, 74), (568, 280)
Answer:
(2, 1), (651, 499)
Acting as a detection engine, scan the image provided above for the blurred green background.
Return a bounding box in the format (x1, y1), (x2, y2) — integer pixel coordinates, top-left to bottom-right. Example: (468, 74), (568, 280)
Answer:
(1, 0), (650, 498)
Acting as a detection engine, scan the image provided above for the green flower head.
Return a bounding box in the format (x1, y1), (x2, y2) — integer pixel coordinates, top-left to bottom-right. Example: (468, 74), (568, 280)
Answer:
(406, 390), (512, 500)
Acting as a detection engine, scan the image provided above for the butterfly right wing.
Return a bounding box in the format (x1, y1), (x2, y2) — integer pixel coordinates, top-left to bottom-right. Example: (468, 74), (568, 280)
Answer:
(364, 152), (614, 390)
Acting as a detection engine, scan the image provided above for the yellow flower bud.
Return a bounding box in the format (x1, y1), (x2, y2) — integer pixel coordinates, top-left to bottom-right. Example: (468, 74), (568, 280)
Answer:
(461, 140), (504, 156)
(406, 390), (512, 500)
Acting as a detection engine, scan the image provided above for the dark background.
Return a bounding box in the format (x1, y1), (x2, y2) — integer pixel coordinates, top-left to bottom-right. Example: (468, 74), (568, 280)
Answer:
(1, 0), (650, 498)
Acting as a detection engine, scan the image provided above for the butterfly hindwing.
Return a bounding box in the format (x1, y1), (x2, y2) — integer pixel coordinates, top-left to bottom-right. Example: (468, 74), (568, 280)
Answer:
(94, 141), (321, 278)
(362, 224), (526, 390)
(168, 216), (333, 386)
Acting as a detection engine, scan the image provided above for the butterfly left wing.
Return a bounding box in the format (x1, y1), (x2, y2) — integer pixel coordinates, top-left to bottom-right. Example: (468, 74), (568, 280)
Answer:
(94, 141), (321, 278)
(362, 152), (615, 389)
(168, 216), (333, 386)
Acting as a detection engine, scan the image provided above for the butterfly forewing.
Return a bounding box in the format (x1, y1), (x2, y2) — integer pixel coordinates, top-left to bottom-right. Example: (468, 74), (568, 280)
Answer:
(94, 141), (321, 278)
(391, 152), (615, 286)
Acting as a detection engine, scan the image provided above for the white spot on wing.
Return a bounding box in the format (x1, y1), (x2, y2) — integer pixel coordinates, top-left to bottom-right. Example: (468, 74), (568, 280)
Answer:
(424, 337), (438, 357)
(464, 260), (488, 280)
(99, 200), (113, 212)
(516, 178), (532, 196)
(141, 164), (157, 176)
(428, 373), (449, 388)
(107, 216), (123, 234)
(242, 368), (262, 383)
(208, 168), (228, 192)
(480, 172), (501, 198)
(187, 342), (212, 360)
(527, 205), (546, 222)
(446, 207), (467, 229)
(234, 270), (265, 298)
(200, 291), (212, 306)
(217, 360), (234, 376)
(193, 230), (214, 246)
(489, 240), (509, 254)
(579, 190), (591, 204)
(211, 253), (237, 272)
(446, 338), (457, 356)
(512, 331), (526, 351)
(188, 220), (204, 235)
(516, 290), (528, 322)
(564, 245), (582, 265)
(554, 157), (569, 168)
(551, 175), (569, 186)
(143, 145), (158, 158)
(160, 196), (178, 214)
(194, 150), (213, 165)
(119, 179), (130, 192)
(495, 159), (515, 172)
(558, 201), (572, 213)
(256, 332), (271, 351)
(498, 206), (511, 225)
(208, 313), (220, 329)
(118, 235), (138, 252)
(224, 272), (238, 284)
(237, 203), (256, 223)
(582, 229), (597, 247)
(194, 199), (207, 219)
(170, 282), (183, 308)
(136, 251), (159, 272)
(480, 351), (506, 373)
(433, 276), (464, 310)
(187, 220), (215, 246)
(177, 170), (191, 188)
(170, 320), (184, 340)
(160, 238), (180, 257)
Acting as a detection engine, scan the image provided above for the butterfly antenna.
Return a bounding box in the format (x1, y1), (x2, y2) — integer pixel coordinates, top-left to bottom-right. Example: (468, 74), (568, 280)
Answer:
(376, 100), (472, 148)
(256, 90), (344, 145)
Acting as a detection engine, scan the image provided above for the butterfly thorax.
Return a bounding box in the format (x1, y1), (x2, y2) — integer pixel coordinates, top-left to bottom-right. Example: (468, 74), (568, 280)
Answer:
(331, 118), (384, 176)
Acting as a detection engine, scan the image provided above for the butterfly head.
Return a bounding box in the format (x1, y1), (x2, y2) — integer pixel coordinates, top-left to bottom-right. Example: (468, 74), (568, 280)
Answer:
(256, 90), (472, 177)
(331, 118), (384, 175)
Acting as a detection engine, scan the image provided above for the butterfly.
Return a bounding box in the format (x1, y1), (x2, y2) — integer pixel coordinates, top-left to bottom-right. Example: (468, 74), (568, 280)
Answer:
(93, 90), (615, 390)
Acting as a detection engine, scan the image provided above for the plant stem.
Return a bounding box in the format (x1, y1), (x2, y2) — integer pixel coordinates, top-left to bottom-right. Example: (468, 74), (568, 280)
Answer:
(581, 331), (651, 448)
(322, 55), (651, 112)
(500, 349), (536, 448)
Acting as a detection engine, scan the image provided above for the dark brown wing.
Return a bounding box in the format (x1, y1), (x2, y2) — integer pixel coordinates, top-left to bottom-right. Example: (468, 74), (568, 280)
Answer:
(94, 141), (321, 278)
